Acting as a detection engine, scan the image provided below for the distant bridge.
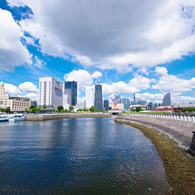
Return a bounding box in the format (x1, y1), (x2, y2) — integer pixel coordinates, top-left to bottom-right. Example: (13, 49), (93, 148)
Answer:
(108, 110), (120, 115)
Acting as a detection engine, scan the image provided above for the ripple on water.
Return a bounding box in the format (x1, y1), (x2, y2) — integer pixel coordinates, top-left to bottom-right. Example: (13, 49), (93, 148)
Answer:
(0, 118), (170, 194)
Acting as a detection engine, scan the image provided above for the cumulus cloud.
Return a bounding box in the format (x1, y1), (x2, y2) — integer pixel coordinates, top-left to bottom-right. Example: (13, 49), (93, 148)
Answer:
(25, 92), (39, 101)
(91, 71), (103, 79)
(64, 69), (102, 89)
(155, 66), (168, 75)
(0, 9), (32, 71)
(152, 67), (195, 95)
(135, 93), (164, 101)
(102, 75), (155, 94)
(6, 0), (195, 71)
(18, 82), (39, 93)
(4, 82), (39, 101)
(4, 83), (22, 95)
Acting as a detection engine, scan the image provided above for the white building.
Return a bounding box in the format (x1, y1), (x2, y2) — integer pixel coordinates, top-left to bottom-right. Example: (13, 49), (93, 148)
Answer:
(39, 77), (63, 110)
(85, 86), (94, 109)
(63, 94), (70, 110)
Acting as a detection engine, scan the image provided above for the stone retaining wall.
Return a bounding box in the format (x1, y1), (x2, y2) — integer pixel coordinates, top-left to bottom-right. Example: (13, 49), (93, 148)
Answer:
(115, 114), (195, 151)
(27, 113), (112, 121)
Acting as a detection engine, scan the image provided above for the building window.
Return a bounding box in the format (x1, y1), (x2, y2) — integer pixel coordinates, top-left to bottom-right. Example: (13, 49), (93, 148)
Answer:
(44, 81), (47, 105)
(39, 82), (42, 105)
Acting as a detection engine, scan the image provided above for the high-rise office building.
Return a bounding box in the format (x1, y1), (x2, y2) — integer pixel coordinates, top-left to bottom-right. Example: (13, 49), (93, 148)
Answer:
(162, 93), (171, 106)
(148, 102), (154, 110)
(104, 100), (109, 110)
(64, 81), (77, 106)
(121, 98), (130, 109)
(137, 99), (147, 106)
(85, 86), (94, 109)
(114, 94), (122, 103)
(94, 84), (103, 111)
(39, 77), (63, 110)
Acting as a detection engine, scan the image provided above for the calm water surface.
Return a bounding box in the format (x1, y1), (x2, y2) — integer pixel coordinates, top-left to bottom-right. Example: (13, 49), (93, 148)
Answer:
(0, 117), (170, 194)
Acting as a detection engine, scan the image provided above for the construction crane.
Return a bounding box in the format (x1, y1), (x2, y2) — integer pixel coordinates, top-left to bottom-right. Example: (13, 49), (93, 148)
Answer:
(110, 91), (122, 110)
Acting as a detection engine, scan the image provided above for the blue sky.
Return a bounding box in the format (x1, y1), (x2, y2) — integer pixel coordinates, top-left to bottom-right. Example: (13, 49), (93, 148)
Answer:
(0, 0), (195, 105)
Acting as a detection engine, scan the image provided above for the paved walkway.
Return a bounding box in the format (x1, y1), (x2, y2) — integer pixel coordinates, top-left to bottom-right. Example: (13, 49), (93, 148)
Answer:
(116, 114), (195, 151)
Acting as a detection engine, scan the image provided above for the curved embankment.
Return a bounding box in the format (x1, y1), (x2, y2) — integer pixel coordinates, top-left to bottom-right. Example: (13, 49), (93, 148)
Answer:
(27, 113), (112, 121)
(115, 115), (195, 195)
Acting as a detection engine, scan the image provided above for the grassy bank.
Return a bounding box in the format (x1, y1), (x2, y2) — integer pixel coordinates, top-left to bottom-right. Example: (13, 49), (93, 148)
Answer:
(115, 119), (195, 195)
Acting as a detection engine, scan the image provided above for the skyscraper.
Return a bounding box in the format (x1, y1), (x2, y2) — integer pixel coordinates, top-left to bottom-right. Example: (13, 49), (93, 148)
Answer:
(85, 86), (94, 109)
(121, 98), (130, 109)
(104, 100), (109, 110)
(94, 84), (103, 111)
(64, 81), (77, 106)
(39, 77), (63, 110)
(162, 93), (171, 106)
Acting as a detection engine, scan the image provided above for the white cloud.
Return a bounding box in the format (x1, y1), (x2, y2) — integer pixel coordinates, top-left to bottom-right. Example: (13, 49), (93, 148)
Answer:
(135, 93), (164, 101)
(152, 67), (195, 95)
(102, 75), (155, 94)
(18, 82), (39, 93)
(33, 56), (45, 69)
(4, 83), (22, 95)
(0, 9), (32, 71)
(64, 70), (102, 90)
(6, 0), (195, 71)
(155, 66), (168, 75)
(25, 92), (38, 101)
(91, 71), (103, 79)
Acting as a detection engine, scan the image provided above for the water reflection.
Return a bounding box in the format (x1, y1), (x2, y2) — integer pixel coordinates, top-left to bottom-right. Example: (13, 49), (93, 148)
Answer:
(0, 117), (170, 194)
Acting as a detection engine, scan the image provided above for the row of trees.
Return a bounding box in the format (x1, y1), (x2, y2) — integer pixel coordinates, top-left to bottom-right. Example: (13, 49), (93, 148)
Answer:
(55, 106), (74, 113)
(55, 106), (108, 113)
(0, 107), (10, 113)
(181, 107), (195, 113)
(130, 106), (143, 112)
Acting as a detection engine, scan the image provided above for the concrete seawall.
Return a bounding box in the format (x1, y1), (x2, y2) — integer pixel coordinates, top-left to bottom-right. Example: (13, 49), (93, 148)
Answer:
(27, 113), (112, 121)
(115, 114), (195, 151)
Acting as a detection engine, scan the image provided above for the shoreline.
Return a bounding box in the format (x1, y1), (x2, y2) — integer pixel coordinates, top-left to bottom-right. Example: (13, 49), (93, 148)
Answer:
(115, 118), (195, 195)
(27, 113), (112, 121)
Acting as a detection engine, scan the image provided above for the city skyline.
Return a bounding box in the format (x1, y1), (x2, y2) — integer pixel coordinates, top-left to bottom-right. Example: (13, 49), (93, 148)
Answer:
(0, 0), (195, 105)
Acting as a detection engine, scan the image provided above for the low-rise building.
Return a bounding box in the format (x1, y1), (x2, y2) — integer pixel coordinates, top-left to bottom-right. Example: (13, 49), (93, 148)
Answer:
(0, 82), (31, 111)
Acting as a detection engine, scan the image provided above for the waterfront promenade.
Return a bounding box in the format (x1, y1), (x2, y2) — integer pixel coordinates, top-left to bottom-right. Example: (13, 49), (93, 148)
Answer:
(27, 113), (112, 121)
(115, 113), (195, 152)
(115, 114), (195, 194)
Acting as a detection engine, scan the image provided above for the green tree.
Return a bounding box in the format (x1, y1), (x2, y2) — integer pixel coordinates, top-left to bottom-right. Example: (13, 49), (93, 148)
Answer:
(103, 108), (105, 113)
(24, 108), (28, 112)
(29, 109), (32, 113)
(37, 107), (41, 112)
(32, 107), (37, 113)
(130, 109), (136, 112)
(5, 107), (10, 113)
(136, 106), (142, 112)
(95, 108), (99, 112)
(0, 108), (5, 112)
(69, 106), (74, 112)
(57, 106), (64, 112)
(29, 105), (36, 109)
(43, 106), (47, 109)
(90, 106), (95, 112)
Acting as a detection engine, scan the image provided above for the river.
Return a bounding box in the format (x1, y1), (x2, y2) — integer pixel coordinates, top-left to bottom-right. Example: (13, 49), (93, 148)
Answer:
(0, 117), (171, 194)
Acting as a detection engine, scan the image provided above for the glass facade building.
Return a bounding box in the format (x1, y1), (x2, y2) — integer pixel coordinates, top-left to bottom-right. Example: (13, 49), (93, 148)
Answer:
(64, 81), (77, 106)
(121, 98), (130, 110)
(162, 93), (171, 106)
(94, 84), (103, 111)
(104, 100), (109, 110)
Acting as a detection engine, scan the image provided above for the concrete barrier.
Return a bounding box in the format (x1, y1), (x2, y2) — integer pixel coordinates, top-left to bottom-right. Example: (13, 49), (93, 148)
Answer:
(27, 113), (112, 121)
